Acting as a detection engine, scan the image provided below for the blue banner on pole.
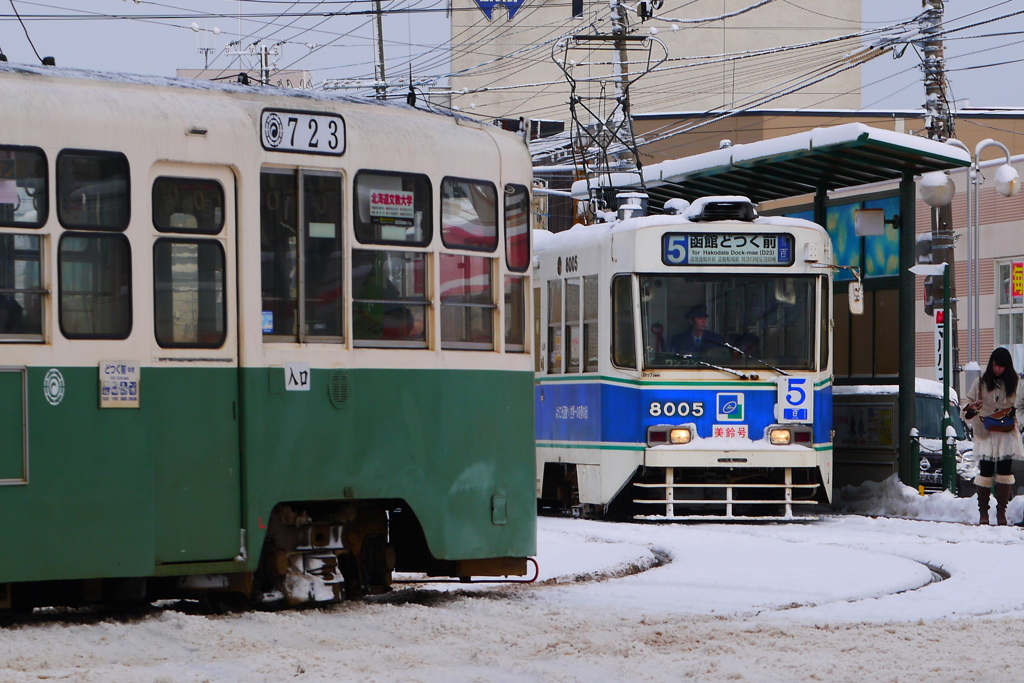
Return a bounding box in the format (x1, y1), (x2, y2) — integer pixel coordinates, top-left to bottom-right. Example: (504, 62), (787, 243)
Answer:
(473, 0), (527, 20)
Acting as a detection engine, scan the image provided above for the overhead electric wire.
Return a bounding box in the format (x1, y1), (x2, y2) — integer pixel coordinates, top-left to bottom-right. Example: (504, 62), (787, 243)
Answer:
(8, 0), (43, 62)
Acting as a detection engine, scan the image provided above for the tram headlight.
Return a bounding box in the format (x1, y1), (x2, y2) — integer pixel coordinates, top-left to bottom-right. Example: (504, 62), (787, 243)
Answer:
(669, 427), (692, 445)
(769, 428), (792, 445)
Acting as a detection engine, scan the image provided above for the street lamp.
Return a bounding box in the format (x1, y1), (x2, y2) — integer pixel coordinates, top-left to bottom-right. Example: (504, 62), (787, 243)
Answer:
(910, 261), (953, 493)
(944, 138), (1021, 392)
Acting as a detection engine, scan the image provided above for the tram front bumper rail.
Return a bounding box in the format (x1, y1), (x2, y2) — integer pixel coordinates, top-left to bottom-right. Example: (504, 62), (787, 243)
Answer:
(644, 446), (820, 469)
(633, 466), (821, 521)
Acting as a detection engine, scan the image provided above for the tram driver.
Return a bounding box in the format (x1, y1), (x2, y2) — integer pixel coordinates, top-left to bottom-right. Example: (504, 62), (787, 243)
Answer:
(671, 303), (725, 355)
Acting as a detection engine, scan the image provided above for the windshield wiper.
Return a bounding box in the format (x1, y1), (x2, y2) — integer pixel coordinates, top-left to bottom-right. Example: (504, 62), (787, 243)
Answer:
(669, 352), (759, 380)
(717, 341), (790, 376)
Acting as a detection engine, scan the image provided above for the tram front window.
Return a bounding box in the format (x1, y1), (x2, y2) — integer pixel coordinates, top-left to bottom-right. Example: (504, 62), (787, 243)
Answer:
(640, 274), (817, 371)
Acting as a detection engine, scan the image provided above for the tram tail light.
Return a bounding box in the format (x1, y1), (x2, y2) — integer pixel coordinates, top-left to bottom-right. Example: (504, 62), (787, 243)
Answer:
(669, 428), (691, 444)
(794, 431), (812, 443)
(769, 428), (792, 445)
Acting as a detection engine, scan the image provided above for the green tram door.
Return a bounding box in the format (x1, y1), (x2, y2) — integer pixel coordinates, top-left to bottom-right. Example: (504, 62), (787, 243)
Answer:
(149, 168), (241, 565)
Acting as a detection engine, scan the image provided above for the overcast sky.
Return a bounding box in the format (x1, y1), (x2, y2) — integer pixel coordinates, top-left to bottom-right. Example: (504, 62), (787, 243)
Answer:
(0, 0), (1021, 110)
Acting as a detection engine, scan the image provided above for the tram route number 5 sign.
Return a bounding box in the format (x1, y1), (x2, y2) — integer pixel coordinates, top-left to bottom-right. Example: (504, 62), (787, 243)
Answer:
(777, 376), (813, 424)
(100, 360), (140, 409)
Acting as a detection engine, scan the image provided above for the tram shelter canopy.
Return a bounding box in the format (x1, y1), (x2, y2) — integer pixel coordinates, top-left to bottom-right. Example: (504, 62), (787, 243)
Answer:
(570, 123), (971, 210)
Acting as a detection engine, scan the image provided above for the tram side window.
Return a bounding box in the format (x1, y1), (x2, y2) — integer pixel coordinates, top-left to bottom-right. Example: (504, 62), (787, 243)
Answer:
(154, 239), (225, 348)
(547, 279), (562, 373)
(583, 275), (598, 372)
(352, 249), (427, 347)
(303, 173), (344, 338)
(441, 178), (498, 251)
(612, 275), (636, 369)
(153, 177), (224, 234)
(59, 233), (132, 339)
(820, 276), (829, 371)
(0, 234), (43, 339)
(0, 146), (47, 228)
(505, 275), (525, 352)
(261, 171), (297, 337)
(261, 170), (344, 340)
(565, 278), (581, 373)
(504, 184), (530, 271)
(354, 171), (431, 246)
(533, 287), (542, 372)
(441, 254), (494, 350)
(57, 150), (130, 231)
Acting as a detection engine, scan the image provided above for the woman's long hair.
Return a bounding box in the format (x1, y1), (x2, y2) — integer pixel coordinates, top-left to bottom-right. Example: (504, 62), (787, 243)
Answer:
(982, 346), (1018, 396)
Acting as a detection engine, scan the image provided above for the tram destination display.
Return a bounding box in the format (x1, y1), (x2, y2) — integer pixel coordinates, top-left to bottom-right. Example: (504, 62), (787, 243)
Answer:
(662, 233), (794, 266)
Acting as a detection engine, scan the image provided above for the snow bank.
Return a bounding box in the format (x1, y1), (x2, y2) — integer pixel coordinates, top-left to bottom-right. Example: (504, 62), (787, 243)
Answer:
(835, 473), (1024, 524)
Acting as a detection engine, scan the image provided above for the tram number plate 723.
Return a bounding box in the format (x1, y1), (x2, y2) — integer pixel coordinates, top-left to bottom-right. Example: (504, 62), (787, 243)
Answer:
(649, 401), (704, 417)
(261, 109), (346, 156)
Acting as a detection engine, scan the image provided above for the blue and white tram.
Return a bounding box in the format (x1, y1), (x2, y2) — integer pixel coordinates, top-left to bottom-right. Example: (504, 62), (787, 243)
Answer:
(534, 196), (833, 520)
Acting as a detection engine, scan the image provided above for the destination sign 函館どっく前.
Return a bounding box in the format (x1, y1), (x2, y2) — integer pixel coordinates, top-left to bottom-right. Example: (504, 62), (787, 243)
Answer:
(662, 233), (794, 266)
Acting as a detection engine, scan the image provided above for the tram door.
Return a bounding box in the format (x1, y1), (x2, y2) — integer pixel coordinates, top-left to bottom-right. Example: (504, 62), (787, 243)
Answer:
(148, 167), (241, 564)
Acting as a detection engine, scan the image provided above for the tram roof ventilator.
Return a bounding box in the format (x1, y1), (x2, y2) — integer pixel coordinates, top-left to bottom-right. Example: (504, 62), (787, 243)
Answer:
(685, 196), (758, 223)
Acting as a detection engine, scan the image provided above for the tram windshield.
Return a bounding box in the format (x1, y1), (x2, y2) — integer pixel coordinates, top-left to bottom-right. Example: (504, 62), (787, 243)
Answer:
(639, 274), (818, 371)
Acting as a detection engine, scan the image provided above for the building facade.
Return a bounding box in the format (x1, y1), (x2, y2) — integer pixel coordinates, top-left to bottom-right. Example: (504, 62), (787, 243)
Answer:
(448, 0), (861, 122)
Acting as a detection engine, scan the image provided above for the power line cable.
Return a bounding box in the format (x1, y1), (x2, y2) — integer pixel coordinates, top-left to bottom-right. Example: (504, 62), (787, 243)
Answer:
(9, 0), (43, 62)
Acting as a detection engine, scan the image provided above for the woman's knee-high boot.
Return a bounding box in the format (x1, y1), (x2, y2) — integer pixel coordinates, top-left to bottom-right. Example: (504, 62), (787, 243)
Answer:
(996, 483), (1013, 526)
(978, 486), (991, 525)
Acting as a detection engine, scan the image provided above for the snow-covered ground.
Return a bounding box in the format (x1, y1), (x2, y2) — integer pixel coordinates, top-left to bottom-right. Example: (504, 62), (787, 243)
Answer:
(6, 477), (1024, 682)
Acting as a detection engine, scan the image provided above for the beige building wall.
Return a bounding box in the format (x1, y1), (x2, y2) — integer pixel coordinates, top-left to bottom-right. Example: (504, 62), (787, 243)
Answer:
(448, 0), (861, 122)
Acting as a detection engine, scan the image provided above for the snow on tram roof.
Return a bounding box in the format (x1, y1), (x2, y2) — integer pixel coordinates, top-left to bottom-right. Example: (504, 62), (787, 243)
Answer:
(532, 208), (825, 254)
(0, 61), (458, 116)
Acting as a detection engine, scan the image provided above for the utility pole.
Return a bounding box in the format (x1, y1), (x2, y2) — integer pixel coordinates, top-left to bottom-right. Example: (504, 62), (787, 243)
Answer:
(198, 47), (215, 70)
(921, 0), (960, 398)
(920, 0), (959, 489)
(224, 40), (280, 85)
(921, 0), (952, 142)
(374, 0), (387, 99)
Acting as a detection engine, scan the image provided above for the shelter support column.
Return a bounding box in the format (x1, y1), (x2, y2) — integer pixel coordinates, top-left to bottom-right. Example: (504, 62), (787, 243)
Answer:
(899, 171), (917, 487)
(813, 185), (827, 229)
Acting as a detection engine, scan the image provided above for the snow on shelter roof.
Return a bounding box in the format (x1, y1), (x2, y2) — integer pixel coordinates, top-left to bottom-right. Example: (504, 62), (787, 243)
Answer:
(571, 123), (971, 211)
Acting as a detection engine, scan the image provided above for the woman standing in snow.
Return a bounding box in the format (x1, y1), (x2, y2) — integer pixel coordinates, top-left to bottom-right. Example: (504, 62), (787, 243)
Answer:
(963, 347), (1024, 525)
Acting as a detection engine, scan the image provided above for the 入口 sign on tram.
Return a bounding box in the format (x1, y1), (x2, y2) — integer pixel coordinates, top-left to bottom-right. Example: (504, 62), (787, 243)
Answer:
(662, 233), (794, 267)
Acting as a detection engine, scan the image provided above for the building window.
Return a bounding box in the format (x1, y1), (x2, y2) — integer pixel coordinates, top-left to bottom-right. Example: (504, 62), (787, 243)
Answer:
(440, 253), (494, 350)
(0, 146), (47, 228)
(352, 249), (427, 347)
(260, 170), (344, 340)
(57, 150), (130, 231)
(997, 261), (1024, 347)
(0, 234), (43, 340)
(154, 239), (226, 348)
(354, 170), (431, 246)
(59, 233), (132, 339)
(441, 177), (497, 251)
(152, 177), (225, 234)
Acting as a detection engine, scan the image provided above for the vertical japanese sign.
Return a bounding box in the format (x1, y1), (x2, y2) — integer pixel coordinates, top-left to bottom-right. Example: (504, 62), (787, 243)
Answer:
(1013, 262), (1024, 297)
